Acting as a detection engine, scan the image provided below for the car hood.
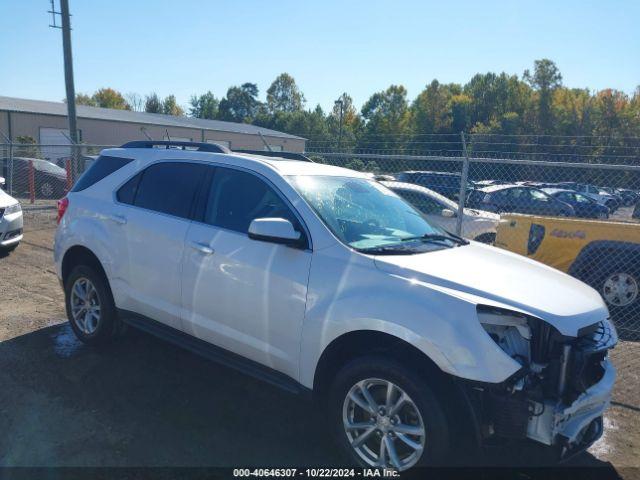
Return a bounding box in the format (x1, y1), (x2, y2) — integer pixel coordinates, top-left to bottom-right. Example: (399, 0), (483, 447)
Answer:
(373, 243), (608, 336)
(0, 188), (19, 209)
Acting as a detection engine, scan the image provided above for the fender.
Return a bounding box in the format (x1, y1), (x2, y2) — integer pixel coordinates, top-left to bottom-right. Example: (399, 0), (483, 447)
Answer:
(56, 213), (118, 288)
(298, 246), (522, 389)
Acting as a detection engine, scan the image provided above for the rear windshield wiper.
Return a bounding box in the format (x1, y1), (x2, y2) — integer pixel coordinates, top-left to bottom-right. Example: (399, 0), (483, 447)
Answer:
(400, 232), (469, 246)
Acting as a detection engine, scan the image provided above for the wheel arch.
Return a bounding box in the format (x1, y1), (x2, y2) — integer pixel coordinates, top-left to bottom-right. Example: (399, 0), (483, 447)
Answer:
(312, 329), (482, 448)
(61, 245), (110, 287)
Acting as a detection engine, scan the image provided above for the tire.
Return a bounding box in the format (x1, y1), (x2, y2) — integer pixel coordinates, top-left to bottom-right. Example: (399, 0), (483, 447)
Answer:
(328, 356), (450, 471)
(473, 232), (496, 245)
(587, 260), (640, 328)
(0, 244), (18, 255)
(64, 264), (121, 345)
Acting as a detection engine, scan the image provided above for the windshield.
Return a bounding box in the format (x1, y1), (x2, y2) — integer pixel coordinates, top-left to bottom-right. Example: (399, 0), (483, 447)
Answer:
(289, 175), (455, 253)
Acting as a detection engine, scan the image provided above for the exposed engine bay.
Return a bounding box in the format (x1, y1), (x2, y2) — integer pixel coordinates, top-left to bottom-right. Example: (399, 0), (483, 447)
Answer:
(471, 306), (617, 458)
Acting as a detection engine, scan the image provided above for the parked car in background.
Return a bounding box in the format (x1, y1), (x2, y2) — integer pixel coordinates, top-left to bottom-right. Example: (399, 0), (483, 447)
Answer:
(615, 188), (639, 207)
(382, 181), (499, 243)
(1, 157), (67, 199)
(558, 183), (620, 212)
(0, 176), (23, 253)
(542, 188), (610, 219)
(54, 141), (617, 470)
(495, 213), (640, 325)
(394, 170), (474, 200)
(469, 185), (575, 217)
(634, 202), (640, 220)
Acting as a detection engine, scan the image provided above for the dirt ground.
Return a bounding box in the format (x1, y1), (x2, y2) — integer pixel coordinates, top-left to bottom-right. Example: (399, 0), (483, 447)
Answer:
(1, 212), (639, 474)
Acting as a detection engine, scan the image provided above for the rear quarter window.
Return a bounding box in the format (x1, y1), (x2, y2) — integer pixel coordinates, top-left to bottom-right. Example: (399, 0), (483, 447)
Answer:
(71, 155), (134, 192)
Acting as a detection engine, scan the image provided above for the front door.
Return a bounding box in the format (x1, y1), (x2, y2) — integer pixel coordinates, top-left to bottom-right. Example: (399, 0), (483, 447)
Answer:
(181, 166), (312, 378)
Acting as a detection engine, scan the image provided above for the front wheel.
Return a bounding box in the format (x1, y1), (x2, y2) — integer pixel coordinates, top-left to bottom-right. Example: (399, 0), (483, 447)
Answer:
(328, 356), (449, 471)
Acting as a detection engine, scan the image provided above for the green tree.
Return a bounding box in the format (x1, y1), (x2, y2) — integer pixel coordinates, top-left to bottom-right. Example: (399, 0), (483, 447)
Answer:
(91, 88), (130, 110)
(524, 59), (562, 133)
(144, 93), (163, 113)
(189, 91), (219, 119)
(218, 83), (261, 123)
(360, 85), (410, 151)
(266, 73), (305, 113)
(74, 93), (97, 107)
(162, 95), (184, 116)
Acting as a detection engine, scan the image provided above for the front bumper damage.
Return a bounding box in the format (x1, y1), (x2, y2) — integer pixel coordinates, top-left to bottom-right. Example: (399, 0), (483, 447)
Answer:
(466, 318), (617, 460)
(527, 358), (615, 456)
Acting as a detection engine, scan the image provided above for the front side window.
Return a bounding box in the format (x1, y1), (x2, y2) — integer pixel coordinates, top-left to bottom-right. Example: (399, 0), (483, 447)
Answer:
(204, 167), (297, 234)
(290, 176), (452, 253)
(127, 162), (207, 219)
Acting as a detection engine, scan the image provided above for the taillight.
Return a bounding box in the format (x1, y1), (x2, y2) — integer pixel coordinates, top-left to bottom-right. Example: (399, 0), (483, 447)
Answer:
(57, 197), (69, 224)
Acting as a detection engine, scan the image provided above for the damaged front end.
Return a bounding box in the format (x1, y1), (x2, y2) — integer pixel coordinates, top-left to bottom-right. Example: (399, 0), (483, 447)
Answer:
(469, 306), (617, 459)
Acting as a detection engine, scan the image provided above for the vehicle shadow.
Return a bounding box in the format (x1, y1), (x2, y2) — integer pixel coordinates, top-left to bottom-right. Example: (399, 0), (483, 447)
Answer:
(0, 323), (620, 474)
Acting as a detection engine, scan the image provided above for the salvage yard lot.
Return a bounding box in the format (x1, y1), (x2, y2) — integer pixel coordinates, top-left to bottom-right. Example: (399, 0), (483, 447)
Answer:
(1, 213), (639, 471)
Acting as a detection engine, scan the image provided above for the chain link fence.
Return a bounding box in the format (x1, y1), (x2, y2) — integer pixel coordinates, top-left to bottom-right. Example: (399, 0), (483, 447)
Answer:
(1, 138), (639, 341)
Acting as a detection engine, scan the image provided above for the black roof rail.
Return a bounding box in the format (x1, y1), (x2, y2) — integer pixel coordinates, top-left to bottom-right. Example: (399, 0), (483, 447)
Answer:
(120, 140), (230, 154)
(233, 149), (313, 162)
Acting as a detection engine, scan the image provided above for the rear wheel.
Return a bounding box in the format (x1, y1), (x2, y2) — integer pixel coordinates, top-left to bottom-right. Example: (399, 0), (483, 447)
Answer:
(65, 265), (121, 344)
(328, 356), (449, 471)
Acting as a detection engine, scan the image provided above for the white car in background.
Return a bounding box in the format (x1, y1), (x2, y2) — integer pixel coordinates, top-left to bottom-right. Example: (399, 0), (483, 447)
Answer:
(382, 180), (500, 244)
(0, 176), (23, 253)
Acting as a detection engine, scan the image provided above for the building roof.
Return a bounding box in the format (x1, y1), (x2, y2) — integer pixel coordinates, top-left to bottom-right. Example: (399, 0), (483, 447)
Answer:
(0, 96), (304, 141)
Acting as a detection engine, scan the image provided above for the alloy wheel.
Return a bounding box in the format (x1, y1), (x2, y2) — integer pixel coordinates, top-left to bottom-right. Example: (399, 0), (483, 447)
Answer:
(342, 378), (425, 470)
(70, 277), (101, 334)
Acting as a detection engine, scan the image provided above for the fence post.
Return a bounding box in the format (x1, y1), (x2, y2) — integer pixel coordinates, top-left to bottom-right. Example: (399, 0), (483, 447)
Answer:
(7, 141), (14, 195)
(455, 132), (470, 236)
(65, 158), (73, 192)
(28, 159), (35, 204)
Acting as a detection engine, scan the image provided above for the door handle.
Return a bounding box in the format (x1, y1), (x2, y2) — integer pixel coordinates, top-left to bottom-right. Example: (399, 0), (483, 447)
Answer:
(108, 214), (127, 225)
(189, 241), (214, 255)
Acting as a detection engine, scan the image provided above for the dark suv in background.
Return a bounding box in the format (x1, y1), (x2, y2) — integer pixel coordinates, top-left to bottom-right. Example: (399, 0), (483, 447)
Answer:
(468, 184), (575, 217)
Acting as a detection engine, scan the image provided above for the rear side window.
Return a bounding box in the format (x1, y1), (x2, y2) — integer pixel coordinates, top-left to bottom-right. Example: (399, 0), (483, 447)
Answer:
(72, 155), (133, 192)
(130, 162), (207, 219)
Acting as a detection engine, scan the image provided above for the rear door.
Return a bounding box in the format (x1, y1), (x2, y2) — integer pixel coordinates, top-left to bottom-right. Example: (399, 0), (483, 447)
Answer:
(113, 161), (208, 330)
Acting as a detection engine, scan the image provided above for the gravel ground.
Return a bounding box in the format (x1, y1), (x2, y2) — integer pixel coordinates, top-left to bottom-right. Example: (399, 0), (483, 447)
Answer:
(0, 213), (638, 475)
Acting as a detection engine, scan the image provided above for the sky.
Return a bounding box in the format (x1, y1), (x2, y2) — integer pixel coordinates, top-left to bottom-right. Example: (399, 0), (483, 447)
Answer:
(1, 0), (639, 112)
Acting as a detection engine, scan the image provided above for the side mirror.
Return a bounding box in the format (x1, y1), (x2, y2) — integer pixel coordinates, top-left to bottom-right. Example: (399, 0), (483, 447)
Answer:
(248, 218), (304, 247)
(441, 208), (456, 218)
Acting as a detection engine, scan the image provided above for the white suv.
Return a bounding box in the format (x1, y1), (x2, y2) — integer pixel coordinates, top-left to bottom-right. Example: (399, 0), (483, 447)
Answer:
(54, 141), (617, 470)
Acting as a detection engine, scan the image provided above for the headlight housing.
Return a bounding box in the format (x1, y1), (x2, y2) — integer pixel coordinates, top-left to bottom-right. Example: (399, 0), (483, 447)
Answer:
(478, 307), (531, 366)
(4, 202), (21, 215)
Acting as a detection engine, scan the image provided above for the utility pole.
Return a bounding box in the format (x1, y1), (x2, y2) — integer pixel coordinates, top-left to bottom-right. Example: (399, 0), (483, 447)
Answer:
(50, 0), (78, 145)
(334, 99), (344, 152)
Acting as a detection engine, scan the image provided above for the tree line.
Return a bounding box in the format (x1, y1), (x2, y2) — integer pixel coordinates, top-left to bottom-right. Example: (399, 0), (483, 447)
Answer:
(73, 59), (640, 159)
